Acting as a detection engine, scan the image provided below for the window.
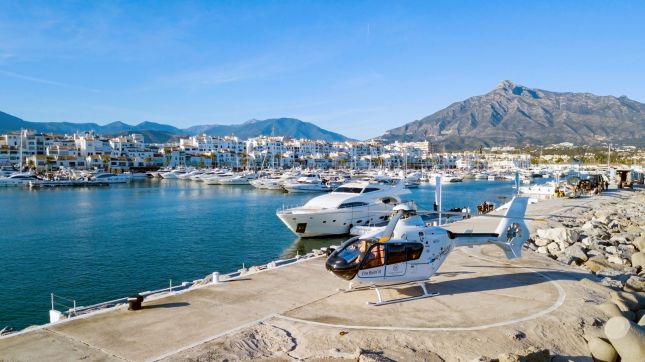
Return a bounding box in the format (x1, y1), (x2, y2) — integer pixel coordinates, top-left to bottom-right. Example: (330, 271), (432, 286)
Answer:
(386, 243), (407, 265)
(335, 187), (363, 193)
(360, 244), (385, 269)
(338, 202), (369, 209)
(407, 243), (424, 260)
(363, 187), (380, 193)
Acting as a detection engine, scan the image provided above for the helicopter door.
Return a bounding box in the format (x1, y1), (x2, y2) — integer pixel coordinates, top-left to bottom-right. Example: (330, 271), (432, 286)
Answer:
(357, 244), (385, 279)
(385, 243), (407, 277)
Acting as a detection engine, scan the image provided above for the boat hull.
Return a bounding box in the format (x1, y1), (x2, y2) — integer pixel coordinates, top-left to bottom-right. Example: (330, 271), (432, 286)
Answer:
(277, 206), (391, 237)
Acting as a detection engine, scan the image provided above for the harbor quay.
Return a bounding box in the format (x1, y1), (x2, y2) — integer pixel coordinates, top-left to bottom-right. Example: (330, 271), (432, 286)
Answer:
(2, 189), (644, 361)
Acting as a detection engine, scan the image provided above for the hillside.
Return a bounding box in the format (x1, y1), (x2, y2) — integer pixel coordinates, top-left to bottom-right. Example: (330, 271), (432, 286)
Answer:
(0, 114), (351, 143)
(380, 80), (645, 148)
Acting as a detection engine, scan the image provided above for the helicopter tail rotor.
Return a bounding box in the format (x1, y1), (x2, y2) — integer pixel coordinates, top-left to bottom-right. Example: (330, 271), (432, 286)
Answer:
(492, 197), (530, 259)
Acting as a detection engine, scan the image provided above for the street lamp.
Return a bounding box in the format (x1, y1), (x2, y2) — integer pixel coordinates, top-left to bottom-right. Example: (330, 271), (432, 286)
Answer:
(602, 143), (612, 168)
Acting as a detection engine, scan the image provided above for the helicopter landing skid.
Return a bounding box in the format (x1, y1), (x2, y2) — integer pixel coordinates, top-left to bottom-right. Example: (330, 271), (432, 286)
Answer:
(367, 282), (440, 306)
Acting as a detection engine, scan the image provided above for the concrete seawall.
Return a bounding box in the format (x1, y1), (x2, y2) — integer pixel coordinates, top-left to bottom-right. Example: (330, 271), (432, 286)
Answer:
(0, 190), (641, 361)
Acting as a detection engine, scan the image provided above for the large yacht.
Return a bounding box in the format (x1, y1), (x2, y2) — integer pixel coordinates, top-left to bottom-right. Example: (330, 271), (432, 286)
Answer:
(92, 172), (132, 183)
(276, 179), (411, 237)
(0, 172), (40, 186)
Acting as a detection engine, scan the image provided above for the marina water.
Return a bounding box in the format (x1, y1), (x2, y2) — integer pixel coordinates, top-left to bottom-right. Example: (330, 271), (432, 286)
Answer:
(0, 179), (532, 330)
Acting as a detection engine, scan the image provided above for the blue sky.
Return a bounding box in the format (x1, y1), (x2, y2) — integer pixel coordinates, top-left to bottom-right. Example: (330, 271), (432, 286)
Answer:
(0, 1), (643, 139)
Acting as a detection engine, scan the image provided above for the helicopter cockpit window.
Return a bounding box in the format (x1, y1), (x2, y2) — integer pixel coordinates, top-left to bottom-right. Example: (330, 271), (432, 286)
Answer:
(386, 243), (407, 265)
(407, 243), (424, 260)
(335, 240), (363, 265)
(360, 244), (385, 269)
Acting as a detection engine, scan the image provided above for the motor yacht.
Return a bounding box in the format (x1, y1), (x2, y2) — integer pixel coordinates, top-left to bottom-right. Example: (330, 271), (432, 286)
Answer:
(159, 169), (187, 179)
(282, 174), (331, 193)
(0, 172), (40, 186)
(250, 173), (299, 190)
(276, 179), (411, 237)
(92, 172), (132, 183)
(217, 173), (258, 185)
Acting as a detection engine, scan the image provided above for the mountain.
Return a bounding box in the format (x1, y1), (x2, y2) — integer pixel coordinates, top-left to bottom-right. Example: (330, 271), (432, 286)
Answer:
(0, 114), (351, 143)
(185, 118), (351, 142)
(380, 80), (645, 148)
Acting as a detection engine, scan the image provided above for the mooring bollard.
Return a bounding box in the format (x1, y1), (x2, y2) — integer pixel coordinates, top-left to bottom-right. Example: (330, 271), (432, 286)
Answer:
(212, 272), (221, 284)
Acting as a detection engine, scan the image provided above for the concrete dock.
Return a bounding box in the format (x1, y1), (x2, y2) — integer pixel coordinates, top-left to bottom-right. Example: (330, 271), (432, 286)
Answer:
(0, 194), (625, 361)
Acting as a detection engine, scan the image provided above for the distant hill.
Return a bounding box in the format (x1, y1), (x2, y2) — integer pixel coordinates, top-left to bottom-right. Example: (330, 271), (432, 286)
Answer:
(379, 80), (645, 148)
(185, 118), (350, 142)
(0, 113), (351, 143)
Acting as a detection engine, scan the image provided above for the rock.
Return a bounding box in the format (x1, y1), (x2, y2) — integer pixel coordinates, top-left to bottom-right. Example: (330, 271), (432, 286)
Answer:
(582, 221), (595, 231)
(604, 316), (645, 362)
(586, 257), (611, 273)
(602, 278), (624, 289)
(610, 235), (629, 244)
(534, 238), (550, 247)
(632, 252), (645, 269)
(605, 246), (618, 255)
(607, 255), (625, 265)
(520, 347), (550, 362)
(547, 242), (561, 256)
(536, 246), (548, 254)
(497, 353), (520, 362)
(625, 276), (645, 292)
(564, 244), (588, 263)
(608, 219), (620, 229)
(633, 237), (645, 252)
(581, 237), (592, 246)
(471, 357), (494, 362)
(359, 351), (396, 362)
(610, 291), (644, 310)
(587, 249), (604, 258)
(505, 329), (526, 341)
(537, 228), (567, 244)
(587, 336), (618, 362)
(598, 302), (628, 318)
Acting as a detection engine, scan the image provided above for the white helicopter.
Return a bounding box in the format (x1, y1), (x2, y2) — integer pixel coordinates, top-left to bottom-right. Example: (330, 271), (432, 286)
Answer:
(325, 197), (530, 305)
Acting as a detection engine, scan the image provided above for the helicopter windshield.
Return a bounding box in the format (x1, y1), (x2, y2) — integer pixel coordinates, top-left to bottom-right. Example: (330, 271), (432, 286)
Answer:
(325, 238), (375, 280)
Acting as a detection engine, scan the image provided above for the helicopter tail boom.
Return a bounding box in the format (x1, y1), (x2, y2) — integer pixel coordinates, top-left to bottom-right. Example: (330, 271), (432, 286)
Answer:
(451, 197), (530, 259)
(492, 196), (530, 259)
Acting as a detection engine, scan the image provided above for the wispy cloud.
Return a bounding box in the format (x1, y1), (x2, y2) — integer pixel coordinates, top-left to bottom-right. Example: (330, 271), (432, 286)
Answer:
(159, 55), (294, 87)
(0, 70), (101, 93)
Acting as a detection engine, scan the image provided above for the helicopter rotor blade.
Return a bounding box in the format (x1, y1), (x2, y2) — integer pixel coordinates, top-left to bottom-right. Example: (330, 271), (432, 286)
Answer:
(415, 209), (558, 221)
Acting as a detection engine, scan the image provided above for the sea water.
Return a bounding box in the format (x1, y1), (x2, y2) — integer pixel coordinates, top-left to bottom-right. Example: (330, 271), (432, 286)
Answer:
(0, 178), (531, 329)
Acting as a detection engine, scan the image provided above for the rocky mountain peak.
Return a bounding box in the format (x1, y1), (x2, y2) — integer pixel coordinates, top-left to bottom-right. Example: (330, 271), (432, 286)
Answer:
(496, 80), (517, 90)
(379, 81), (645, 148)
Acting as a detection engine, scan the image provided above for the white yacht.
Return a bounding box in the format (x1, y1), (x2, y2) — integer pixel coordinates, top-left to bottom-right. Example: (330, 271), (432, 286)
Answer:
(0, 172), (39, 186)
(217, 173), (258, 185)
(159, 169), (187, 179)
(282, 174), (331, 193)
(427, 173), (462, 184)
(276, 179), (411, 237)
(0, 166), (17, 177)
(250, 173), (299, 190)
(93, 172), (132, 183)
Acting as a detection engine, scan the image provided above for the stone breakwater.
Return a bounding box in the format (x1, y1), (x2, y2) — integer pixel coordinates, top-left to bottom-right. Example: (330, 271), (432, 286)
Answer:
(524, 189), (645, 362)
(526, 189), (645, 292)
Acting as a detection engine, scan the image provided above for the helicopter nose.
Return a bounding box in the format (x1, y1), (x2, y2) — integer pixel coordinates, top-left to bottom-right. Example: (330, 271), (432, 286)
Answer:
(325, 254), (359, 281)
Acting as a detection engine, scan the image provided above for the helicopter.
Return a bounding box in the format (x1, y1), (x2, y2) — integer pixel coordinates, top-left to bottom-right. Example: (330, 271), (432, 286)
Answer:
(325, 196), (530, 305)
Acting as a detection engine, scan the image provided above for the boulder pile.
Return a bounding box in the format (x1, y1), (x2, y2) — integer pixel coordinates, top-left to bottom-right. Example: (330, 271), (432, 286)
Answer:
(525, 190), (645, 293)
(524, 189), (645, 361)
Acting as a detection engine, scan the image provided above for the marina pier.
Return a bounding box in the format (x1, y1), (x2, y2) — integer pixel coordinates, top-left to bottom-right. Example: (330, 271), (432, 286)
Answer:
(1, 192), (634, 361)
